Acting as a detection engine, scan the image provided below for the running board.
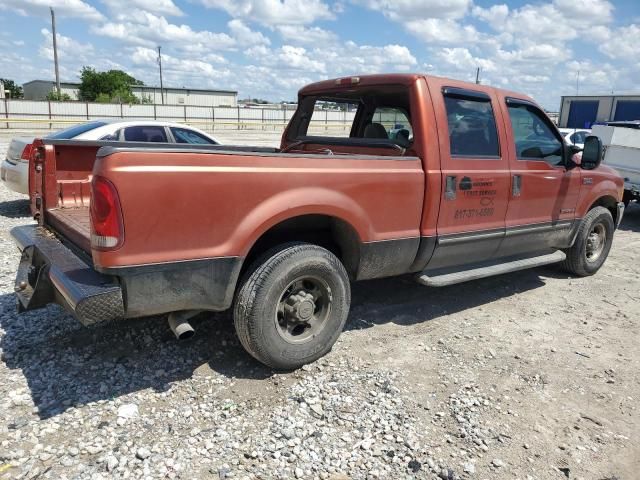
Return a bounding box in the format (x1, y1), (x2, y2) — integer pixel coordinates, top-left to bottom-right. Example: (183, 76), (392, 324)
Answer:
(416, 251), (566, 287)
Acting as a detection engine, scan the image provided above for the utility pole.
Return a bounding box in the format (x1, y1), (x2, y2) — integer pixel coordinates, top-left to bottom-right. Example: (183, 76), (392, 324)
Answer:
(157, 46), (165, 105)
(576, 70), (580, 96)
(475, 67), (481, 85)
(50, 7), (61, 96)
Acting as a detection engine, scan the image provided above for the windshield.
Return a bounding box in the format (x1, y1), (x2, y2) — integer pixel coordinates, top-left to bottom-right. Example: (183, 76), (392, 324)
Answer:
(46, 121), (108, 139)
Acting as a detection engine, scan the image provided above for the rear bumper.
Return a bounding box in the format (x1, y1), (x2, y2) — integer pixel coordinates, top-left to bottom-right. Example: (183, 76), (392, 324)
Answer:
(11, 225), (124, 325)
(1, 158), (29, 195)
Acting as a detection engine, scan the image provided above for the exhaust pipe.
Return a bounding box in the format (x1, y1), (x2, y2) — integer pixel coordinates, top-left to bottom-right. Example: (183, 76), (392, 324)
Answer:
(168, 310), (199, 340)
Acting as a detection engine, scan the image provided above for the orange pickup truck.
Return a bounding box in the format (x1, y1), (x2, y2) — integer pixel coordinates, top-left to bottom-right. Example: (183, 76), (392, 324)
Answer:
(11, 74), (624, 369)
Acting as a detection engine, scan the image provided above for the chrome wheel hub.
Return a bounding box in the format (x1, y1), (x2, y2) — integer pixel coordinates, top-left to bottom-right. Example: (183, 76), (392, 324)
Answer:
(585, 223), (606, 262)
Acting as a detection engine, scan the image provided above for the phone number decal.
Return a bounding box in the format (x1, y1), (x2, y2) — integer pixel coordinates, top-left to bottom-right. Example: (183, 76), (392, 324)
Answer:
(454, 208), (495, 219)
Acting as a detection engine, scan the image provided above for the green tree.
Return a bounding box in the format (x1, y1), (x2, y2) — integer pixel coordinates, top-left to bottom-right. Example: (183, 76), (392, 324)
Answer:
(78, 67), (144, 104)
(0, 78), (24, 99)
(46, 91), (72, 101)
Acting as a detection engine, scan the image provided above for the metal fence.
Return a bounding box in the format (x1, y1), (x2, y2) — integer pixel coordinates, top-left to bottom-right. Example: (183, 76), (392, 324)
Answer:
(0, 99), (356, 132)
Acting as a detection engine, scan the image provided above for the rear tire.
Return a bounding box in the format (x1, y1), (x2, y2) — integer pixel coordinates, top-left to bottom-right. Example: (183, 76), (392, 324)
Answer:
(234, 243), (350, 370)
(562, 206), (614, 277)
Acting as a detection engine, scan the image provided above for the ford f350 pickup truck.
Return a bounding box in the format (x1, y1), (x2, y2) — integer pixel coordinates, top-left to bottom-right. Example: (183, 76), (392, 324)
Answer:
(11, 74), (625, 369)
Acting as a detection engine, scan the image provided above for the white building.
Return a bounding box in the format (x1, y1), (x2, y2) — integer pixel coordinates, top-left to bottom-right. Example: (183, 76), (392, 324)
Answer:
(22, 80), (237, 107)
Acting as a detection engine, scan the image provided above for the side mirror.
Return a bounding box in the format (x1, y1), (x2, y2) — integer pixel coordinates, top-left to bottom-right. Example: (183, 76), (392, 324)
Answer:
(581, 135), (603, 170)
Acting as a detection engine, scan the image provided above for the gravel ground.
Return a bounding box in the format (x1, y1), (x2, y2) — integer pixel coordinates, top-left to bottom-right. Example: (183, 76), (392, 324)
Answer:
(0, 133), (639, 480)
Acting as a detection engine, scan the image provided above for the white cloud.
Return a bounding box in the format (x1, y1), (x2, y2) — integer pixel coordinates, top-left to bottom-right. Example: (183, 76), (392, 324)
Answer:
(598, 24), (640, 62)
(92, 12), (236, 50)
(1, 0), (104, 21)
(276, 25), (338, 46)
(101, 0), (183, 17)
(199, 0), (334, 26)
(358, 0), (471, 20)
(228, 20), (270, 47)
(406, 19), (480, 44)
(38, 28), (95, 62)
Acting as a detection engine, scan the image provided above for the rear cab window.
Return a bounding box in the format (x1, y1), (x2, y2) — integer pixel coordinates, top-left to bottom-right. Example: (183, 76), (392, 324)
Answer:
(286, 84), (415, 155)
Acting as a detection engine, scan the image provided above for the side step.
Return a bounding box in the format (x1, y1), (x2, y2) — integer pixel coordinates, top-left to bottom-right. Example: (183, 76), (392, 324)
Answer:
(416, 250), (566, 287)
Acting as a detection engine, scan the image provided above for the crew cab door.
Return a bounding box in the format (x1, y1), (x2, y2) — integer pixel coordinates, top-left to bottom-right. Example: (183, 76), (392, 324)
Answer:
(426, 86), (511, 270)
(499, 98), (581, 256)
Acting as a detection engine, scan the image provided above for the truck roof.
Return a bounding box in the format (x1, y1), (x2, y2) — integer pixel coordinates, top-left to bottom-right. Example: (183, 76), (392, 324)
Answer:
(299, 73), (535, 105)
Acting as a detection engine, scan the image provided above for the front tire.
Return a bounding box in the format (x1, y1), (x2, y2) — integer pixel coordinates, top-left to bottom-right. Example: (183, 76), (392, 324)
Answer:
(234, 243), (351, 369)
(562, 206), (614, 277)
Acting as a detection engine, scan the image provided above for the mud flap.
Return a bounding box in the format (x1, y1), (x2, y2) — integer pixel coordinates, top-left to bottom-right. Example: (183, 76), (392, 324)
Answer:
(14, 245), (54, 312)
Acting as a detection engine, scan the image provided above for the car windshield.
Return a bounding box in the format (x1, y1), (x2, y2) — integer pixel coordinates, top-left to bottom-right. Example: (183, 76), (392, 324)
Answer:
(46, 121), (108, 139)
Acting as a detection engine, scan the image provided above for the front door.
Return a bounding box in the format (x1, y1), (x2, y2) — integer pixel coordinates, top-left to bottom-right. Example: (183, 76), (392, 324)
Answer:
(426, 86), (511, 270)
(499, 99), (581, 257)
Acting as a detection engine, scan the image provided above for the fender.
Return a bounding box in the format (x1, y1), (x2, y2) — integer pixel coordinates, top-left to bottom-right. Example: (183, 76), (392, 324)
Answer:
(576, 166), (623, 218)
(228, 187), (372, 257)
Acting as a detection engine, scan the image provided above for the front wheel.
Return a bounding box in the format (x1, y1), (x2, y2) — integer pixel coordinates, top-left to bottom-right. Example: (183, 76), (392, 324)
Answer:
(234, 243), (351, 369)
(562, 206), (615, 277)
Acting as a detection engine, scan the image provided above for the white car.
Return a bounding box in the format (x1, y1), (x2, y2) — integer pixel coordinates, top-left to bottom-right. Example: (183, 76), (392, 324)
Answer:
(559, 128), (591, 149)
(1, 120), (219, 195)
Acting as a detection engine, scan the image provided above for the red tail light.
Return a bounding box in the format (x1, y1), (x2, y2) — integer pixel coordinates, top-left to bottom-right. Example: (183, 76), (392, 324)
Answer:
(90, 176), (124, 250)
(20, 143), (34, 161)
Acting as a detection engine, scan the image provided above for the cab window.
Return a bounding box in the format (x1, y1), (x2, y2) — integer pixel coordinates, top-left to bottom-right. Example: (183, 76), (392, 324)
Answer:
(508, 104), (563, 166)
(372, 107), (413, 144)
(444, 95), (500, 157)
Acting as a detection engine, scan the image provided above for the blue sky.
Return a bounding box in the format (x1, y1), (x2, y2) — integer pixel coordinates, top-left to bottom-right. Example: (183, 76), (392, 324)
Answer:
(1, 0), (639, 109)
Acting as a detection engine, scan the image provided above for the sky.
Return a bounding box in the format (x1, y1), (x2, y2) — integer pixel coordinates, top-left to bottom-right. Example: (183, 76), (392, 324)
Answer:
(0, 0), (639, 110)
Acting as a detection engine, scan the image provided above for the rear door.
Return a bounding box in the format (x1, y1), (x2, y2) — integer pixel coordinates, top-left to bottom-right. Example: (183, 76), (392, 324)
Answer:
(500, 98), (581, 257)
(426, 85), (511, 270)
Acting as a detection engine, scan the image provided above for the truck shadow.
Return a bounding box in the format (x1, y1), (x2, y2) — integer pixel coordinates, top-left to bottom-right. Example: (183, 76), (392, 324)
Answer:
(618, 202), (640, 233)
(347, 267), (553, 331)
(0, 198), (31, 219)
(0, 264), (558, 419)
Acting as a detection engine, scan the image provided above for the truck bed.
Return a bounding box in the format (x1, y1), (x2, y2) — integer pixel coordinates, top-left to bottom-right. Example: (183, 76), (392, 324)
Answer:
(47, 206), (91, 253)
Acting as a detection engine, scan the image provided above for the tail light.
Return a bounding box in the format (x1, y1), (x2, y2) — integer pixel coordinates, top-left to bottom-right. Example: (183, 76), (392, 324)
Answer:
(90, 176), (124, 250)
(20, 144), (34, 161)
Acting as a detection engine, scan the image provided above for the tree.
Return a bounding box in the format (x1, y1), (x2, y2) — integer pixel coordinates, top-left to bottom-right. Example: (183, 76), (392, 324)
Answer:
(0, 78), (24, 99)
(78, 67), (144, 104)
(46, 91), (72, 101)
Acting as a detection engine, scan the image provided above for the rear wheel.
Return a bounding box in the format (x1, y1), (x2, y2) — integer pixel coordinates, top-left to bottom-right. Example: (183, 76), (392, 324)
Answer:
(562, 206), (614, 276)
(234, 243), (350, 369)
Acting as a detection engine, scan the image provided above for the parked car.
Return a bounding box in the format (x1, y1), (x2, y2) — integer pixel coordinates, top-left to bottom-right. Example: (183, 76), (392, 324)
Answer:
(559, 128), (591, 148)
(1, 120), (218, 194)
(11, 74), (624, 370)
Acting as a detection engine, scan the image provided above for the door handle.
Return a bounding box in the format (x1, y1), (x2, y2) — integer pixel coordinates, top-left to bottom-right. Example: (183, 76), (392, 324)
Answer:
(445, 175), (456, 200)
(512, 175), (522, 197)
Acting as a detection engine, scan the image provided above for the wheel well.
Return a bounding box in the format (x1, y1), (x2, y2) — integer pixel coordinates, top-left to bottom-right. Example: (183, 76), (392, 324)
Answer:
(241, 215), (361, 279)
(589, 195), (618, 224)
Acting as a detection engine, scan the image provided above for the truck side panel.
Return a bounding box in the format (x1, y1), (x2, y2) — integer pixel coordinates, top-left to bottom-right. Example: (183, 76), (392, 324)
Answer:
(92, 149), (425, 279)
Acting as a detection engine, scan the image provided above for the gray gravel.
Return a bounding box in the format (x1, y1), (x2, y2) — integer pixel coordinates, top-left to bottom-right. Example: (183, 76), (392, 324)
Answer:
(1, 135), (639, 479)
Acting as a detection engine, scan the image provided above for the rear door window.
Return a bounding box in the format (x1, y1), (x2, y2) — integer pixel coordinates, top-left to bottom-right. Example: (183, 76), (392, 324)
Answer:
(444, 95), (500, 157)
(123, 126), (168, 142)
(170, 127), (216, 144)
